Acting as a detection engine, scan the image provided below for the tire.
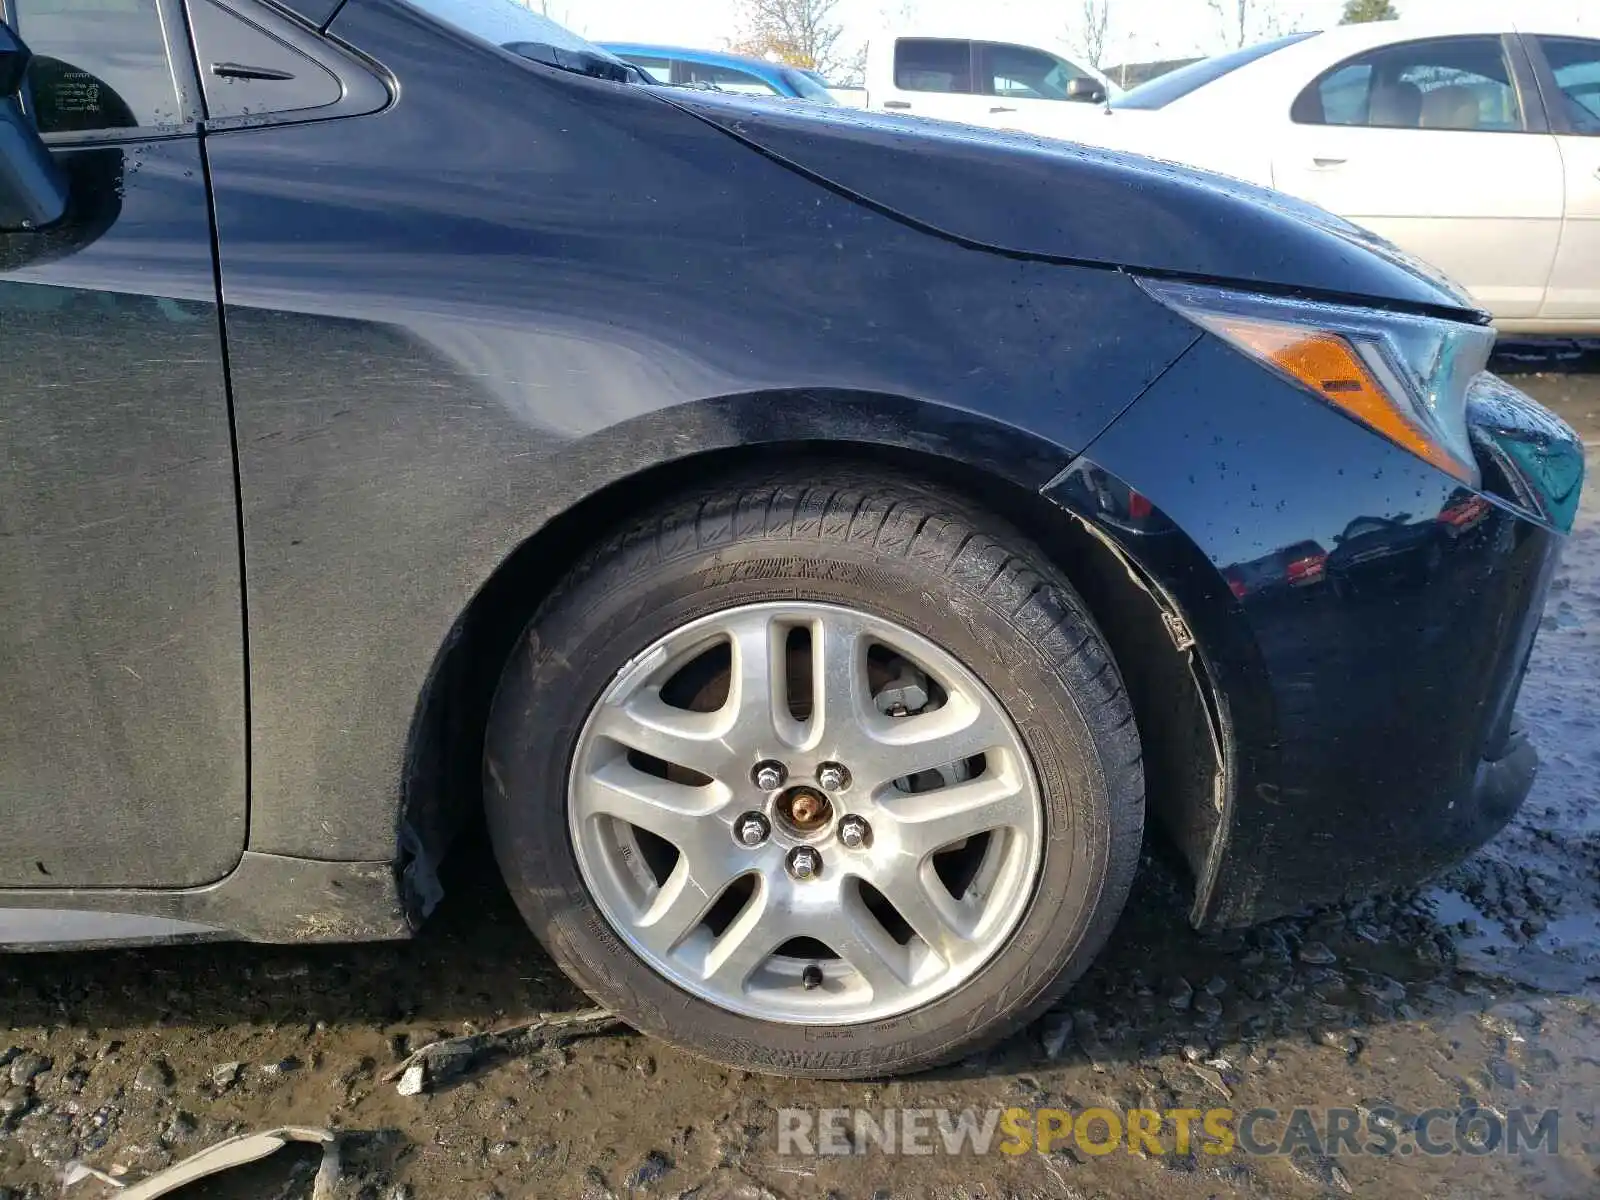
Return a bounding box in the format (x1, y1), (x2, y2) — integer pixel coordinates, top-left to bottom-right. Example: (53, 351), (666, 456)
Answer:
(483, 468), (1143, 1078)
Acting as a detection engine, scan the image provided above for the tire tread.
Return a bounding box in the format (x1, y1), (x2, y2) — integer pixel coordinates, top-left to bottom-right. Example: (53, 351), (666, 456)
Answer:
(486, 466), (1144, 1078)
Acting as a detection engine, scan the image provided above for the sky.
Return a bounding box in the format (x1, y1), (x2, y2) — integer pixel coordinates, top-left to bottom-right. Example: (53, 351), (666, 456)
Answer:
(542, 0), (1564, 73)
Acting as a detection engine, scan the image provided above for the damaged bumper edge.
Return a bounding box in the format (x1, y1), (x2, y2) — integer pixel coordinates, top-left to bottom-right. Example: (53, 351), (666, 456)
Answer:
(1043, 337), (1580, 929)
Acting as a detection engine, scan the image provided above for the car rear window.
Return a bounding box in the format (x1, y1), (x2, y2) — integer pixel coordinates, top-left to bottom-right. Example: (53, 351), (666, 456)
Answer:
(1112, 33), (1317, 110)
(894, 38), (973, 94)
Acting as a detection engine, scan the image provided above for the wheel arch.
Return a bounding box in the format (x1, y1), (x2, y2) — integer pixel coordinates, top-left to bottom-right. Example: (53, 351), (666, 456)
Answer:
(396, 403), (1225, 928)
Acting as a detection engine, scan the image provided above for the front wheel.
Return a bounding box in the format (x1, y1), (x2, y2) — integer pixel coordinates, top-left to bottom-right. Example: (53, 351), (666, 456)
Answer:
(483, 471), (1143, 1078)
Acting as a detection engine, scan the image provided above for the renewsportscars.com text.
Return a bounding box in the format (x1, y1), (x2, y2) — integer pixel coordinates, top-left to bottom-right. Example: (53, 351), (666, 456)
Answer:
(776, 1105), (1562, 1158)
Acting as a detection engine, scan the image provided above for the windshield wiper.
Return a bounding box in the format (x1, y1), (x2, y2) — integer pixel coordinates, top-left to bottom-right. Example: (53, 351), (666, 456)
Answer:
(504, 41), (630, 84)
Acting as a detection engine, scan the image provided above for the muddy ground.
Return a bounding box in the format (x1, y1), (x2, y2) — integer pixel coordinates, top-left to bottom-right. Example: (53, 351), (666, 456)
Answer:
(4, 354), (1600, 1200)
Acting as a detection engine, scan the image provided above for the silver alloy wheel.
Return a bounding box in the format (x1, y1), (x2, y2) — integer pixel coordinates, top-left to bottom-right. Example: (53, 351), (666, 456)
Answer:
(568, 601), (1045, 1024)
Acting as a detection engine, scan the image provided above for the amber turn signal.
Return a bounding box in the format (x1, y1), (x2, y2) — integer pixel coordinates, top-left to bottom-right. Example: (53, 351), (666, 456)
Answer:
(1210, 317), (1476, 484)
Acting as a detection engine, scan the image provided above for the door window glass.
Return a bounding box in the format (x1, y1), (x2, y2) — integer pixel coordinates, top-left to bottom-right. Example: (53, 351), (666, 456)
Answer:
(189, 0), (341, 122)
(678, 61), (780, 96)
(893, 39), (972, 94)
(1293, 36), (1521, 132)
(978, 42), (1085, 101)
(1312, 63), (1372, 125)
(1536, 36), (1600, 134)
(6, 0), (183, 135)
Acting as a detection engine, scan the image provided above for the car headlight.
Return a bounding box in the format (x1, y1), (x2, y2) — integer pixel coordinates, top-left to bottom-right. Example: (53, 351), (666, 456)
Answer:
(1140, 278), (1494, 487)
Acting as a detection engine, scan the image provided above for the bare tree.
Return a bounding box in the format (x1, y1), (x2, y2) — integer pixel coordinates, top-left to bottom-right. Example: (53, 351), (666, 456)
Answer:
(1204, 0), (1299, 49)
(839, 43), (869, 88)
(1068, 0), (1112, 69)
(732, 0), (849, 78)
(1206, 0), (1248, 49)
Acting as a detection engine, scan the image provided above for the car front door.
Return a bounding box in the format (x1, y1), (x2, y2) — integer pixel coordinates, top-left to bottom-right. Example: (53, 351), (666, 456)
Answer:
(1273, 34), (1564, 320)
(974, 40), (1105, 134)
(0, 0), (246, 888)
(1528, 34), (1600, 325)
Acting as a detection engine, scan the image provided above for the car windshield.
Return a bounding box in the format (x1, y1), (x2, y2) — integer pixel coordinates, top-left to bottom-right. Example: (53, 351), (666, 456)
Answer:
(782, 68), (839, 103)
(1112, 32), (1317, 110)
(404, 0), (623, 66)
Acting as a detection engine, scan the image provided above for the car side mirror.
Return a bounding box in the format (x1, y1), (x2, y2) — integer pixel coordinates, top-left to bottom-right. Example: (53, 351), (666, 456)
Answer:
(1066, 76), (1106, 105)
(0, 24), (68, 231)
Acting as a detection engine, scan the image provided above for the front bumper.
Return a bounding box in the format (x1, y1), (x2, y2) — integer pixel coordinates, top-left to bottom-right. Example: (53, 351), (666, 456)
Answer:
(1047, 334), (1580, 927)
(1451, 719), (1539, 862)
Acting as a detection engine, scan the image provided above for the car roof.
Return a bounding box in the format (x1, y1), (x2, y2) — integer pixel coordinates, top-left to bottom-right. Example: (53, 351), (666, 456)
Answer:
(597, 43), (796, 76)
(872, 27), (1093, 49)
(1139, 9), (1596, 113)
(1286, 9), (1593, 51)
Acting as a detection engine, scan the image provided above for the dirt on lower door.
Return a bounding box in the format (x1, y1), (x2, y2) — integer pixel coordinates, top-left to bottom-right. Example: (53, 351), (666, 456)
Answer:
(3, 358), (1599, 1200)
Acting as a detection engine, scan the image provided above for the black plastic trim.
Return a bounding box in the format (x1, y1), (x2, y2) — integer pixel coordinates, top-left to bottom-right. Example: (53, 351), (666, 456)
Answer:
(1518, 30), (1600, 138)
(0, 853), (410, 949)
(1505, 32), (1553, 135)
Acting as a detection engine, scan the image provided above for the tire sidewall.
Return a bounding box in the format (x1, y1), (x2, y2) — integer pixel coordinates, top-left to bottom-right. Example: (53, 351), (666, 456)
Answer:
(486, 524), (1125, 1076)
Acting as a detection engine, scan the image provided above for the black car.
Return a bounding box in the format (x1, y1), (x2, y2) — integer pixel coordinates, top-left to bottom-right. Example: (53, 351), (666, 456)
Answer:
(0, 0), (1583, 1079)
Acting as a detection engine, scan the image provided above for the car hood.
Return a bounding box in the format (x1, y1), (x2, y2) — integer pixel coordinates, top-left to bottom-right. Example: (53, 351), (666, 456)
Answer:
(657, 90), (1482, 317)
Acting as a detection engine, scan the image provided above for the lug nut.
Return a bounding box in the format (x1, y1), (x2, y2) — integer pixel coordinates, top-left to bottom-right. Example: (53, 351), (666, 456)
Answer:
(837, 815), (871, 850)
(735, 812), (771, 847)
(786, 846), (822, 881)
(752, 760), (787, 791)
(817, 762), (850, 792)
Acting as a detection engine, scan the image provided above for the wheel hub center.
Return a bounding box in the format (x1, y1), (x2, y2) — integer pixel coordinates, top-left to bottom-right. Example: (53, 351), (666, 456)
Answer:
(777, 785), (833, 834)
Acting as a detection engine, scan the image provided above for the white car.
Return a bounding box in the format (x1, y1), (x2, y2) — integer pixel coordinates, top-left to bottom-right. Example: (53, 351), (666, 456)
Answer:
(862, 30), (1120, 128)
(1014, 13), (1599, 334)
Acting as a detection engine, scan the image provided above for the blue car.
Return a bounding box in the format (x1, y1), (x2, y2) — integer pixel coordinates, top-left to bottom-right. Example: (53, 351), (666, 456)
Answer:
(600, 42), (838, 103)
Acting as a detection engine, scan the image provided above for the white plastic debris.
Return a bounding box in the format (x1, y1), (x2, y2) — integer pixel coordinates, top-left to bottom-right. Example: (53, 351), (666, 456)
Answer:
(396, 1063), (426, 1096)
(62, 1161), (124, 1189)
(69, 1126), (343, 1200)
(383, 1006), (619, 1096)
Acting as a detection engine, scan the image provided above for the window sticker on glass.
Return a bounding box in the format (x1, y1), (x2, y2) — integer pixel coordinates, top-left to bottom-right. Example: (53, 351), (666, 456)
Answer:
(11, 0), (181, 133)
